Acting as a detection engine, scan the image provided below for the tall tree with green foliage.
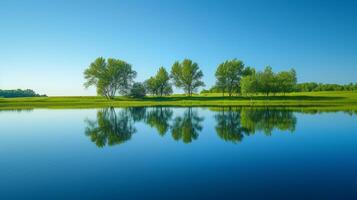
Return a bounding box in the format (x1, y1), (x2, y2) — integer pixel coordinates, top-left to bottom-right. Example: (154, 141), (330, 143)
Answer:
(144, 77), (159, 96)
(84, 57), (136, 99)
(155, 67), (172, 96)
(170, 59), (205, 96)
(215, 59), (245, 96)
(144, 67), (172, 96)
(276, 69), (297, 95)
(256, 66), (276, 96)
(240, 73), (259, 96)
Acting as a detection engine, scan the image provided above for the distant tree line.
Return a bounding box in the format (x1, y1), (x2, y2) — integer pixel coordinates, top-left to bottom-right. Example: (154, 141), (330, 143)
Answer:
(0, 89), (46, 98)
(84, 57), (356, 99)
(295, 82), (357, 92)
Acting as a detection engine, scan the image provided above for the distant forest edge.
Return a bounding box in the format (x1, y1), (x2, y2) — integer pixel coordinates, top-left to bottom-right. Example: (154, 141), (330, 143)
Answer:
(0, 89), (46, 98)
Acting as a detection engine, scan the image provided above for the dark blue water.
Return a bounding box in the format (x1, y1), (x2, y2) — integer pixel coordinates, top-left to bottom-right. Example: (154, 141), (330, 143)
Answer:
(1, 107), (357, 199)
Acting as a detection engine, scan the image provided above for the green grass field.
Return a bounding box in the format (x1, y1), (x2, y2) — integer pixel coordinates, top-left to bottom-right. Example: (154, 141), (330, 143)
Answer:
(1, 91), (357, 110)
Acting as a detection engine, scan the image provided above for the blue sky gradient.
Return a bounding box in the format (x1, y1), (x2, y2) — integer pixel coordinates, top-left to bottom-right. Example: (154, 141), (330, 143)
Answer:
(0, 0), (356, 95)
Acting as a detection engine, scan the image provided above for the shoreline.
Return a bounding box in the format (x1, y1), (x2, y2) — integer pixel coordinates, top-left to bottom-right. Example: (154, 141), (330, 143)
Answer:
(1, 91), (357, 110)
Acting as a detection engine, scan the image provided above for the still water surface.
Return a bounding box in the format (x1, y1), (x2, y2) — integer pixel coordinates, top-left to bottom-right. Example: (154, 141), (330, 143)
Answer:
(1, 107), (357, 199)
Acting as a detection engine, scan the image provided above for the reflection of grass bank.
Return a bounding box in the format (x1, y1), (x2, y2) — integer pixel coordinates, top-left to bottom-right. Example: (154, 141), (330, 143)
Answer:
(1, 91), (357, 110)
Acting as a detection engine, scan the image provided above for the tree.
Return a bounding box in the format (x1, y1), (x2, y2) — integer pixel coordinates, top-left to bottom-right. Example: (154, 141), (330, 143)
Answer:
(156, 67), (172, 96)
(276, 69), (297, 95)
(144, 67), (173, 96)
(144, 77), (159, 96)
(84, 57), (137, 99)
(130, 82), (146, 98)
(256, 66), (276, 96)
(170, 59), (205, 96)
(240, 73), (259, 96)
(215, 59), (245, 96)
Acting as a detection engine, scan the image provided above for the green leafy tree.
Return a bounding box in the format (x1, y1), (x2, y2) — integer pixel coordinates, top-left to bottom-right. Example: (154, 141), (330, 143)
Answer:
(256, 66), (276, 96)
(170, 59), (205, 96)
(84, 57), (136, 99)
(215, 59), (245, 96)
(130, 82), (146, 98)
(144, 67), (172, 96)
(276, 69), (297, 95)
(156, 67), (172, 96)
(240, 73), (259, 96)
(144, 77), (159, 95)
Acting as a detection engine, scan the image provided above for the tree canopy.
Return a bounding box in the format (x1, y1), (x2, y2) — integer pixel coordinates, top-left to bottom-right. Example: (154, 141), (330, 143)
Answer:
(145, 67), (172, 96)
(130, 82), (146, 98)
(84, 57), (136, 99)
(215, 59), (246, 96)
(171, 59), (205, 96)
(81, 56), (356, 99)
(240, 66), (297, 96)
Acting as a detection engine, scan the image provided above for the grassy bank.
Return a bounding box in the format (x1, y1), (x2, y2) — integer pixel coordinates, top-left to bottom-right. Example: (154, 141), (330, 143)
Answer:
(1, 91), (357, 110)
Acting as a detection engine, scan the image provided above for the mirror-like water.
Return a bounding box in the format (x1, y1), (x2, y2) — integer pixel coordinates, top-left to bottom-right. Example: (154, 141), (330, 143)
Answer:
(1, 107), (357, 199)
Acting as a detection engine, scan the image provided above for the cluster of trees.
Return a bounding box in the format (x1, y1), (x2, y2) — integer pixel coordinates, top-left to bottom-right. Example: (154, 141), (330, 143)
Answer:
(295, 82), (357, 92)
(0, 89), (46, 98)
(84, 57), (205, 99)
(84, 106), (298, 147)
(144, 67), (172, 96)
(84, 57), (356, 99)
(204, 65), (297, 96)
(214, 59), (254, 96)
(240, 66), (297, 96)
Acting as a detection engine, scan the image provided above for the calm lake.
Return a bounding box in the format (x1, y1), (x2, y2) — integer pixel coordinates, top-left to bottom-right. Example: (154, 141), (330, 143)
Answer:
(1, 107), (357, 199)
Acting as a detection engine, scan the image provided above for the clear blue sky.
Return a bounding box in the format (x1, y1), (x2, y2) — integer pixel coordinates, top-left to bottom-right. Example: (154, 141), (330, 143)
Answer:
(0, 0), (356, 96)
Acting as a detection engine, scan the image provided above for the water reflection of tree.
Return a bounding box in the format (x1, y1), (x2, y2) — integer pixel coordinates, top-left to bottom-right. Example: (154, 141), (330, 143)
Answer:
(171, 108), (204, 143)
(127, 107), (147, 122)
(240, 108), (296, 135)
(215, 107), (249, 143)
(85, 107), (204, 147)
(85, 108), (136, 147)
(214, 107), (297, 143)
(85, 106), (299, 146)
(145, 107), (173, 136)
